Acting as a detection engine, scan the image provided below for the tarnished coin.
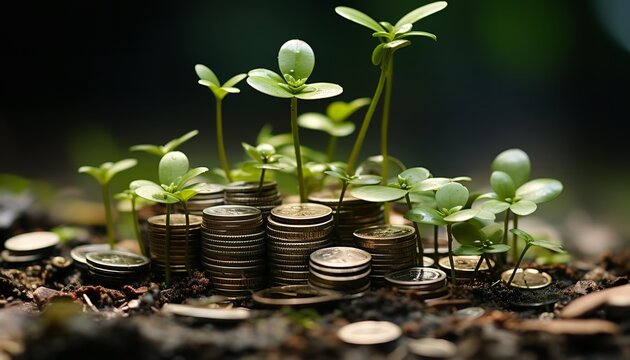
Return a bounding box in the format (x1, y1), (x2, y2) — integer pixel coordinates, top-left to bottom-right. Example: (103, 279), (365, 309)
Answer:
(438, 256), (493, 272)
(270, 203), (332, 224)
(4, 231), (60, 253)
(252, 285), (345, 306)
(310, 247), (371, 268)
(148, 214), (203, 227)
(337, 321), (402, 345)
(353, 224), (415, 241)
(455, 307), (486, 319)
(501, 268), (552, 289)
(86, 250), (150, 270)
(408, 338), (458, 358)
(71, 244), (119, 266)
(161, 304), (250, 321)
(385, 267), (446, 286)
(203, 205), (261, 220)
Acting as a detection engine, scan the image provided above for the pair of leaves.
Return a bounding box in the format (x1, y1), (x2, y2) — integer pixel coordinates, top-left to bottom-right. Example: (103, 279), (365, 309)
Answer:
(298, 97), (370, 137)
(242, 142), (285, 171)
(133, 180), (206, 204)
(78, 158), (137, 186)
(510, 228), (567, 254)
(195, 65), (247, 100)
(351, 167), (431, 202)
(130, 130), (198, 157)
(324, 166), (381, 186)
(451, 222), (510, 255)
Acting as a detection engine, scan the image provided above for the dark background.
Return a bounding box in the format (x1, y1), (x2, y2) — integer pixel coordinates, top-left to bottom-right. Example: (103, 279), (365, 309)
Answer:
(1, 1), (629, 237)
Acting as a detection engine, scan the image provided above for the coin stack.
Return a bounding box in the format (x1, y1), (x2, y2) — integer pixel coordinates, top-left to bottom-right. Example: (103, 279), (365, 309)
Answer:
(308, 190), (384, 246)
(438, 255), (495, 281)
(176, 183), (224, 216)
(85, 250), (150, 285)
(266, 203), (334, 286)
(2, 231), (60, 264)
(147, 214), (202, 274)
(308, 247), (371, 295)
(353, 224), (417, 284)
(224, 181), (282, 221)
(201, 205), (266, 298)
(384, 267), (449, 300)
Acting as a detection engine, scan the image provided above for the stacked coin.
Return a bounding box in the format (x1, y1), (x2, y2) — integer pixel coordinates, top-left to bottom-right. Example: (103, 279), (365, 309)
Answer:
(176, 184), (224, 216)
(438, 255), (495, 281)
(353, 225), (417, 284)
(201, 205), (266, 298)
(385, 267), (449, 300)
(266, 203), (334, 286)
(148, 214), (202, 274)
(308, 190), (384, 246)
(86, 250), (150, 285)
(224, 181), (282, 221)
(2, 231), (60, 264)
(308, 247), (371, 294)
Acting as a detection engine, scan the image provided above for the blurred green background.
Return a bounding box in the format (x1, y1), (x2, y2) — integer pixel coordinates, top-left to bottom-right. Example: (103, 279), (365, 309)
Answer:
(1, 1), (629, 244)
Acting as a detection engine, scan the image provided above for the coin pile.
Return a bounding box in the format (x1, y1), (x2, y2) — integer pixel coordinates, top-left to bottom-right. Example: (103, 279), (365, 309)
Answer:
(266, 203), (334, 286)
(308, 247), (371, 295)
(353, 224), (417, 284)
(224, 181), (282, 221)
(71, 243), (114, 270)
(385, 267), (449, 300)
(85, 250), (150, 284)
(176, 183), (224, 216)
(148, 214), (202, 274)
(308, 190), (384, 246)
(2, 231), (60, 264)
(438, 255), (494, 281)
(201, 205), (266, 298)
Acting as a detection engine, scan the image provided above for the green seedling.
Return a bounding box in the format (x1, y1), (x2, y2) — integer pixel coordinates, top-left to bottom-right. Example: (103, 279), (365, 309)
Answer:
(247, 39), (343, 202)
(114, 183), (146, 256)
(507, 229), (566, 287)
(298, 97), (370, 161)
(241, 143), (285, 194)
(196, 66), (248, 182)
(336, 2), (447, 181)
(452, 222), (510, 281)
(78, 158), (137, 249)
(130, 129), (199, 157)
(133, 151), (208, 283)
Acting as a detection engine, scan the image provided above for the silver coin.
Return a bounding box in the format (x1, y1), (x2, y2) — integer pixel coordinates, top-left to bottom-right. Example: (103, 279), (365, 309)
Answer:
(353, 224), (415, 241)
(310, 247), (371, 268)
(408, 338), (458, 358)
(224, 181), (277, 192)
(266, 216), (334, 232)
(4, 231), (60, 253)
(161, 304), (250, 321)
(148, 214), (203, 227)
(203, 205), (261, 220)
(501, 268), (552, 289)
(70, 244), (114, 265)
(337, 321), (402, 345)
(455, 307), (486, 319)
(270, 203), (332, 224)
(86, 250), (150, 270)
(385, 267), (446, 286)
(252, 284), (344, 306)
(438, 256), (493, 272)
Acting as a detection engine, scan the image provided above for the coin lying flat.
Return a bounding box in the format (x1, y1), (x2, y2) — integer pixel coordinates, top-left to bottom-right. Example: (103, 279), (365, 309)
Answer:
(252, 285), (345, 306)
(438, 255), (493, 272)
(86, 250), (150, 270)
(310, 247), (371, 268)
(203, 205), (261, 220)
(337, 321), (402, 345)
(353, 224), (415, 241)
(1, 250), (45, 263)
(271, 203), (333, 224)
(385, 267), (446, 286)
(407, 338), (458, 358)
(455, 307), (486, 319)
(4, 231), (60, 253)
(501, 268), (552, 289)
(70, 244), (117, 267)
(161, 303), (250, 321)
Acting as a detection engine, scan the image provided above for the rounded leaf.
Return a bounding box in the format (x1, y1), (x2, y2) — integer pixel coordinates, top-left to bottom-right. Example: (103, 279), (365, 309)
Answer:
(413, 177), (449, 191)
(485, 244), (511, 254)
(327, 97), (371, 122)
(104, 159), (137, 184)
(453, 246), (482, 256)
(397, 31), (437, 41)
(492, 148), (531, 187)
(399, 167), (431, 186)
(510, 228), (534, 242)
(355, 155), (407, 183)
(335, 6), (384, 33)
(298, 113), (355, 137)
(278, 39), (314, 82)
(452, 222), (481, 245)
(444, 208), (479, 223)
(247, 76), (293, 98)
(372, 43), (385, 66)
(223, 73), (247, 88)
(406, 206), (446, 226)
(324, 170), (348, 181)
(130, 179), (159, 191)
(134, 185), (180, 204)
(435, 183), (469, 210)
(159, 151), (189, 186)
(294, 83), (343, 100)
(194, 64), (220, 86)
(395, 1), (448, 28)
(479, 223), (504, 243)
(491, 171), (516, 200)
(510, 199), (537, 216)
(479, 199), (510, 214)
(516, 178), (563, 204)
(351, 185), (406, 203)
(530, 239), (566, 253)
(349, 175), (382, 185)
(248, 68), (285, 83)
(163, 130), (199, 153)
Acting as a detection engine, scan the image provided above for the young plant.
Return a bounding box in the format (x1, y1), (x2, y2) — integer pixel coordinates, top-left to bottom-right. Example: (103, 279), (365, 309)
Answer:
(114, 183), (146, 256)
(406, 183), (494, 284)
(247, 39), (343, 202)
(133, 151), (208, 283)
(78, 158), (137, 249)
(130, 129), (199, 157)
(507, 229), (566, 287)
(241, 143), (285, 193)
(335, 2), (447, 180)
(298, 97), (370, 161)
(475, 149), (563, 261)
(195, 66), (248, 182)
(452, 222), (510, 281)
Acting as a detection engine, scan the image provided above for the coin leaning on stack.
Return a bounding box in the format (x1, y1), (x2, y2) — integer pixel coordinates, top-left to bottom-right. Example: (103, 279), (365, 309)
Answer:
(201, 205), (266, 298)
(176, 183), (224, 216)
(147, 214), (202, 275)
(223, 181), (282, 222)
(308, 190), (384, 247)
(353, 224), (417, 284)
(308, 247), (371, 295)
(385, 267), (450, 300)
(266, 203), (334, 286)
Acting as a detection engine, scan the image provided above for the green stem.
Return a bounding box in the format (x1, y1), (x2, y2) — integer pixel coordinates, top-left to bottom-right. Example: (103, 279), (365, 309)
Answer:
(380, 57), (394, 187)
(346, 66), (388, 173)
(446, 224), (456, 286)
(500, 209), (510, 265)
(101, 184), (115, 250)
(182, 201), (191, 276)
(405, 193), (423, 262)
(131, 197), (145, 256)
(165, 204), (172, 286)
(290, 97), (306, 202)
(507, 244), (530, 286)
(216, 98), (232, 183)
(472, 254), (484, 282)
(335, 181), (348, 244)
(433, 225), (439, 263)
(325, 136), (338, 163)
(512, 214), (519, 263)
(258, 168), (266, 195)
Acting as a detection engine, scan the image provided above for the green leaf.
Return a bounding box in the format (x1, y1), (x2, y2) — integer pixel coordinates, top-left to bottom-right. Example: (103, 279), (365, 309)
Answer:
(510, 228), (534, 242)
(159, 151), (189, 186)
(476, 209), (496, 221)
(516, 178), (563, 204)
(379, 22), (394, 32)
(480, 199), (510, 214)
(324, 170), (349, 181)
(223, 73), (247, 88)
(452, 176), (472, 182)
(130, 179), (158, 191)
(492, 148), (531, 187)
(176, 167), (209, 189)
(452, 222), (481, 245)
(531, 239), (567, 253)
(435, 182), (469, 210)
(351, 185), (406, 202)
(349, 175), (382, 185)
(444, 209), (479, 223)
(194, 64), (220, 86)
(413, 177), (449, 191)
(163, 130), (199, 153)
(383, 39), (410, 51)
(395, 1), (448, 28)
(407, 191), (436, 207)
(104, 159), (137, 184)
(372, 43), (385, 66)
(78, 166), (104, 184)
(399, 167), (431, 186)
(485, 244), (511, 254)
(453, 246), (482, 256)
(327, 97), (371, 122)
(406, 206), (446, 226)
(135, 185), (180, 204)
(222, 87), (240, 94)
(372, 31), (391, 39)
(177, 189), (198, 202)
(335, 6), (384, 33)
(242, 142), (261, 162)
(278, 39), (315, 81)
(394, 23), (413, 35)
(476, 192), (499, 201)
(129, 144), (164, 156)
(479, 223), (504, 243)
(294, 83), (343, 100)
(510, 200), (537, 216)
(248, 68), (285, 83)
(397, 31), (437, 41)
(255, 164), (285, 170)
(297, 113), (355, 137)
(491, 171), (516, 200)
(247, 76), (294, 98)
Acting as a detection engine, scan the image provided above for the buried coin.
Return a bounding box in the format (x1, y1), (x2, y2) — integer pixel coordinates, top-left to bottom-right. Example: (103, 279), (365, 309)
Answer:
(337, 321), (402, 345)
(271, 203), (332, 224)
(407, 338), (458, 358)
(4, 231), (60, 253)
(501, 268), (552, 289)
(86, 251), (150, 270)
(252, 285), (345, 306)
(385, 267), (446, 286)
(161, 303), (250, 321)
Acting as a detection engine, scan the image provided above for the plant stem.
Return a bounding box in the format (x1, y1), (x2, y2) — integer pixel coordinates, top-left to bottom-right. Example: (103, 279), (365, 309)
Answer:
(507, 244), (530, 286)
(405, 193), (423, 263)
(433, 225), (439, 263)
(335, 181), (348, 244)
(131, 197), (146, 256)
(346, 67), (388, 173)
(165, 204), (172, 286)
(380, 57), (394, 187)
(325, 136), (338, 163)
(258, 168), (266, 195)
(182, 201), (192, 276)
(215, 98), (232, 182)
(101, 184), (115, 250)
(446, 224), (456, 286)
(290, 97), (306, 202)
(512, 214), (519, 262)
(500, 209), (510, 265)
(472, 254), (484, 282)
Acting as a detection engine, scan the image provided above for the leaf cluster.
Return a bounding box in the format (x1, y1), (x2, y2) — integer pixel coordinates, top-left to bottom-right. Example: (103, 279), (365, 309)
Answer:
(195, 65), (247, 100)
(297, 97), (370, 137)
(130, 130), (199, 157)
(78, 159), (137, 186)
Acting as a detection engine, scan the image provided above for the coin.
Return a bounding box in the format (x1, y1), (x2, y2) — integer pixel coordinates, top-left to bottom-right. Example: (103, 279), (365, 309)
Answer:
(385, 267), (447, 286)
(308, 261), (369, 275)
(86, 250), (150, 270)
(203, 205), (261, 220)
(337, 321), (402, 345)
(407, 338), (457, 358)
(148, 214), (203, 227)
(270, 203), (333, 224)
(353, 224), (415, 241)
(1, 250), (45, 263)
(501, 268), (552, 289)
(161, 304), (250, 321)
(4, 231), (60, 254)
(70, 244), (114, 266)
(252, 285), (345, 306)
(310, 247), (371, 268)
(224, 181), (277, 192)
(438, 256), (493, 272)
(455, 307), (486, 319)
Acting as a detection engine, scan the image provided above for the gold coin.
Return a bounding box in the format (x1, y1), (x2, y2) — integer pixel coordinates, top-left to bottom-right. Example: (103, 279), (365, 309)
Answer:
(501, 268), (552, 289)
(270, 203), (332, 224)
